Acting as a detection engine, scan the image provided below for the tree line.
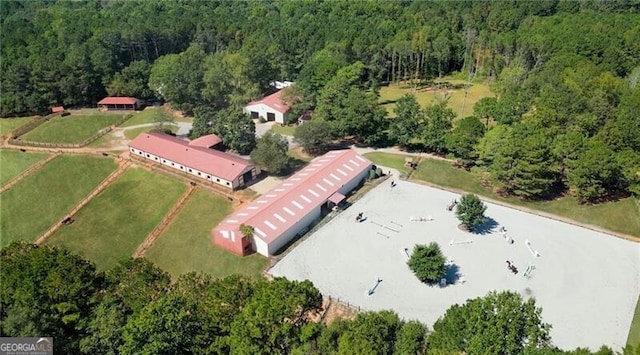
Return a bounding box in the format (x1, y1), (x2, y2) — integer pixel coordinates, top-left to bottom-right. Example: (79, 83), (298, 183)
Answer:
(2, 1), (639, 201)
(2, 242), (637, 354)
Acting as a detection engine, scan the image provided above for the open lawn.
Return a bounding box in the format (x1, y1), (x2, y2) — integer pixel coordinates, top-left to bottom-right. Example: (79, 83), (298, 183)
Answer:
(121, 107), (173, 127)
(379, 78), (494, 119)
(413, 159), (640, 238)
(0, 149), (50, 185)
(629, 296), (640, 347)
(145, 189), (268, 279)
(0, 117), (33, 136)
(270, 124), (297, 136)
(48, 167), (186, 271)
(0, 155), (117, 247)
(21, 113), (124, 144)
(124, 125), (177, 140)
(362, 152), (412, 177)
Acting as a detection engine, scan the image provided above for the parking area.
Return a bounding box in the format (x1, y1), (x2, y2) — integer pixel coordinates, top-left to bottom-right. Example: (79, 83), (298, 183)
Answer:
(269, 179), (640, 350)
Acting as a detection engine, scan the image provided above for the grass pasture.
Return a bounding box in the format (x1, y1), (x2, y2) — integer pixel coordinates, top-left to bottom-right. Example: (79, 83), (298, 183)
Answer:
(0, 155), (118, 247)
(48, 167), (186, 271)
(270, 124), (297, 136)
(145, 189), (269, 279)
(21, 112), (124, 144)
(379, 78), (494, 119)
(0, 117), (33, 136)
(362, 152), (412, 177)
(124, 125), (178, 140)
(0, 149), (50, 185)
(120, 107), (173, 128)
(629, 296), (640, 347)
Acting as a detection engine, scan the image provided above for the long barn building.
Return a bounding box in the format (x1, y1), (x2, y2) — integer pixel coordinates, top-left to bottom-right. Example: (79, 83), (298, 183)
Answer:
(129, 132), (259, 189)
(213, 149), (372, 256)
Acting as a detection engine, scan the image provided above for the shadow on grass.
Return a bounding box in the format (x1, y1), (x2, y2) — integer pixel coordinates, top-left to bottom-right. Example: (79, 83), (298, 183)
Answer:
(473, 217), (498, 235)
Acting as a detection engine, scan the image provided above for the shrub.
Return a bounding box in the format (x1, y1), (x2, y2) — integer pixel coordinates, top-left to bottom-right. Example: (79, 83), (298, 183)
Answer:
(407, 243), (446, 285)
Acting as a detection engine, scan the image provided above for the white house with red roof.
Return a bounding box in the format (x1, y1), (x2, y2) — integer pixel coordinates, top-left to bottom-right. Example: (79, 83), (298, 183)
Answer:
(98, 97), (141, 110)
(213, 149), (372, 256)
(128, 132), (259, 189)
(244, 90), (291, 124)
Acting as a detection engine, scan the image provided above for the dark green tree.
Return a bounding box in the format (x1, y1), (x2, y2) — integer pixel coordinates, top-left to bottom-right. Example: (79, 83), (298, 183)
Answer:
(251, 132), (290, 175)
(104, 258), (171, 313)
(407, 243), (446, 285)
(294, 120), (333, 156)
(567, 140), (620, 203)
(422, 103), (455, 154)
(445, 116), (486, 161)
(336, 311), (403, 355)
(209, 108), (256, 155)
(107, 60), (153, 99)
(229, 278), (322, 354)
(455, 194), (487, 231)
(394, 321), (427, 355)
(473, 97), (498, 126)
(428, 291), (552, 354)
(0, 242), (101, 354)
(388, 94), (423, 147)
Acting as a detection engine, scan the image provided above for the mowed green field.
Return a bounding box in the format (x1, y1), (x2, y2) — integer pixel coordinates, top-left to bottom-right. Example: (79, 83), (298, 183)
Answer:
(362, 152), (412, 177)
(0, 149), (50, 185)
(365, 152), (640, 238)
(379, 78), (494, 119)
(120, 107), (170, 127)
(0, 155), (118, 247)
(0, 117), (33, 136)
(48, 167), (187, 271)
(145, 189), (269, 279)
(21, 113), (124, 144)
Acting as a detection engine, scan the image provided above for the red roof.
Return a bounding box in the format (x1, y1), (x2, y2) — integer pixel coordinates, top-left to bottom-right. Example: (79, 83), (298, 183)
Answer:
(51, 106), (64, 113)
(129, 132), (252, 181)
(98, 97), (139, 105)
(188, 134), (222, 148)
(246, 90), (291, 114)
(215, 150), (371, 246)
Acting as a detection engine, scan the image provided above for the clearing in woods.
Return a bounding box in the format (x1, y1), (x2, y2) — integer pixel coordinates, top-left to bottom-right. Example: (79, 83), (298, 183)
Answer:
(379, 77), (494, 119)
(0, 155), (118, 247)
(47, 167), (186, 271)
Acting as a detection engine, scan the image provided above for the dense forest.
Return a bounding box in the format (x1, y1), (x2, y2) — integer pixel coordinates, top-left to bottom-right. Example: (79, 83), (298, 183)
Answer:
(2, 0), (639, 203)
(2, 242), (638, 354)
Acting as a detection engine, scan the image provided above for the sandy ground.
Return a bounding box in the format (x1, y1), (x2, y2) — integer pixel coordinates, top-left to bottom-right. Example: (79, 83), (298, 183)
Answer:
(269, 179), (640, 351)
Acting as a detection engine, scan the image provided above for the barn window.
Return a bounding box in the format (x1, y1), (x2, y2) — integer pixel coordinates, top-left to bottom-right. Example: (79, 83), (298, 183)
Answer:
(130, 148), (134, 152)
(188, 168), (192, 173)
(180, 166), (184, 170)
(216, 178), (220, 182)
(226, 182), (230, 186)
(162, 159), (166, 163)
(197, 172), (201, 176)
(207, 175), (211, 179)
(139, 152), (142, 155)
(154, 157), (158, 160)
(146, 154), (149, 158)
(171, 163), (174, 166)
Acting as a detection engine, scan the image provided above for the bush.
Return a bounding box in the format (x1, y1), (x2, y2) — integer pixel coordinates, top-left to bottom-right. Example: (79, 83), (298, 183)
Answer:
(407, 243), (446, 285)
(258, 117), (267, 123)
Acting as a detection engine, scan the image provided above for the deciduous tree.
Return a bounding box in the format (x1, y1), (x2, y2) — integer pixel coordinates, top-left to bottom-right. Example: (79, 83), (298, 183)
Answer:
(251, 132), (290, 175)
(294, 120), (333, 156)
(407, 242), (446, 285)
(428, 291), (552, 354)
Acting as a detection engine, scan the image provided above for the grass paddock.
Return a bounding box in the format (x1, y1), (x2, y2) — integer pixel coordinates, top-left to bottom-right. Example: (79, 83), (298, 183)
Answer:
(270, 124), (297, 136)
(0, 155), (118, 246)
(0, 149), (50, 185)
(48, 167), (187, 271)
(362, 152), (412, 177)
(21, 113), (124, 144)
(0, 117), (33, 136)
(145, 189), (268, 279)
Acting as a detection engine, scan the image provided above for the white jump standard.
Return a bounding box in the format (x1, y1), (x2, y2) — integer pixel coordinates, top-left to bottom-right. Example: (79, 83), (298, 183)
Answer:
(525, 239), (541, 257)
